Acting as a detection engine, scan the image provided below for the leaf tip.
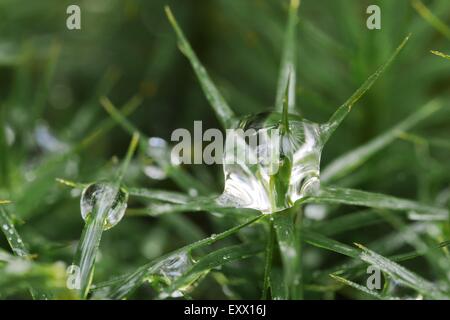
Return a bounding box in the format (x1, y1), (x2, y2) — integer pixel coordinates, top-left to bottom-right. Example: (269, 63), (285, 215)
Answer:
(353, 242), (365, 250)
(56, 178), (78, 188)
(164, 6), (176, 27)
(291, 0), (300, 10)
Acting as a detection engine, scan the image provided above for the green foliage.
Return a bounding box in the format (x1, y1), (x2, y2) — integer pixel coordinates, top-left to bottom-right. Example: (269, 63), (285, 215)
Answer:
(0, 0), (449, 300)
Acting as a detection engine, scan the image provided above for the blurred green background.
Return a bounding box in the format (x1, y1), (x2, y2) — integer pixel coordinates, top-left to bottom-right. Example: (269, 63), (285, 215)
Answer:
(0, 0), (449, 299)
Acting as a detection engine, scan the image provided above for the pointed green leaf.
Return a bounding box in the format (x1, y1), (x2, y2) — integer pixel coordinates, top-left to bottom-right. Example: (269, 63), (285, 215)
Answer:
(305, 186), (448, 216)
(100, 97), (209, 195)
(272, 208), (301, 299)
(303, 229), (359, 259)
(329, 274), (384, 299)
(412, 0), (450, 40)
(431, 50), (450, 60)
(322, 98), (442, 182)
(321, 35), (410, 142)
(92, 215), (264, 299)
(355, 243), (448, 299)
(73, 133), (139, 298)
(164, 243), (263, 295)
(165, 6), (235, 128)
(275, 0), (300, 113)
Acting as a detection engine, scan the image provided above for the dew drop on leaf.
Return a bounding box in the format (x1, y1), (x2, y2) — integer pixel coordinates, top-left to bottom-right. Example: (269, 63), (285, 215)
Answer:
(143, 165), (167, 180)
(80, 182), (129, 230)
(157, 252), (193, 284)
(218, 112), (322, 214)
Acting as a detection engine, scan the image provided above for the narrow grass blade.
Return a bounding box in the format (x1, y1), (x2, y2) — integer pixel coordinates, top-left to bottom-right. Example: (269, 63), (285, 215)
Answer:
(275, 0), (300, 114)
(73, 133), (139, 298)
(303, 229), (359, 259)
(262, 222), (275, 300)
(164, 243), (263, 296)
(272, 208), (301, 299)
(73, 203), (109, 298)
(165, 6), (235, 128)
(431, 50), (450, 61)
(329, 274), (384, 299)
(0, 207), (29, 257)
(0, 207), (51, 299)
(412, 0), (450, 40)
(130, 198), (260, 217)
(76, 95), (142, 152)
(321, 35), (410, 142)
(57, 181), (190, 205)
(270, 267), (287, 300)
(354, 243), (448, 299)
(92, 215), (264, 299)
(0, 255), (71, 298)
(322, 98), (442, 182)
(311, 233), (450, 281)
(64, 67), (121, 139)
(312, 209), (382, 236)
(127, 187), (191, 204)
(306, 186), (449, 216)
(56, 181), (250, 217)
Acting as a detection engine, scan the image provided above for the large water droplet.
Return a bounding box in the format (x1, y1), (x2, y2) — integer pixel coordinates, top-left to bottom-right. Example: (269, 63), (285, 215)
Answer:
(80, 182), (129, 230)
(158, 252), (193, 283)
(218, 112), (322, 214)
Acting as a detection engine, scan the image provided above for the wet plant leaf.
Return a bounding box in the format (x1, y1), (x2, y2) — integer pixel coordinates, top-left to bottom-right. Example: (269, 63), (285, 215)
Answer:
(412, 0), (450, 39)
(72, 133), (139, 298)
(431, 50), (450, 60)
(0, 206), (51, 299)
(321, 35), (410, 142)
(329, 274), (384, 299)
(164, 242), (263, 296)
(272, 207), (302, 299)
(304, 186), (449, 216)
(92, 215), (264, 299)
(354, 243), (449, 299)
(275, 0), (300, 114)
(165, 6), (235, 128)
(322, 98), (443, 182)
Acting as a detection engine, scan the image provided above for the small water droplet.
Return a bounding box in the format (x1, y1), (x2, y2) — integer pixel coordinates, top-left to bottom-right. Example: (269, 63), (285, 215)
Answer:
(210, 233), (217, 240)
(147, 137), (168, 159)
(143, 165), (167, 180)
(5, 124), (15, 146)
(188, 188), (198, 197)
(2, 224), (9, 231)
(34, 123), (68, 153)
(80, 182), (129, 230)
